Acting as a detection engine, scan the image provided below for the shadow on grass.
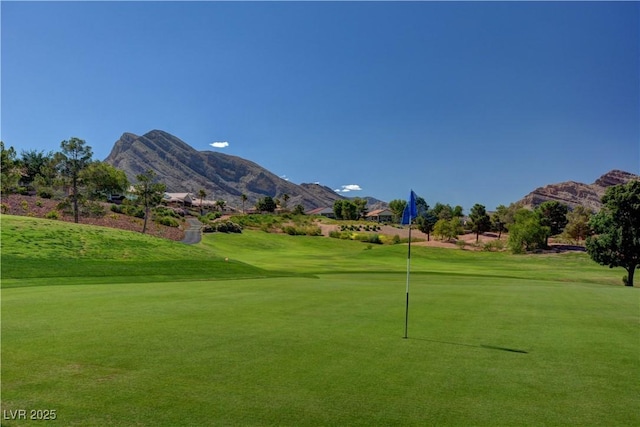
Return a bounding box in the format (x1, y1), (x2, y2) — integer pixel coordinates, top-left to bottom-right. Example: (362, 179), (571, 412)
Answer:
(407, 337), (529, 354)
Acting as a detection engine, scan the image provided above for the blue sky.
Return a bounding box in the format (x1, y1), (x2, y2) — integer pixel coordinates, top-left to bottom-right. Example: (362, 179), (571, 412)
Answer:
(2, 1), (638, 210)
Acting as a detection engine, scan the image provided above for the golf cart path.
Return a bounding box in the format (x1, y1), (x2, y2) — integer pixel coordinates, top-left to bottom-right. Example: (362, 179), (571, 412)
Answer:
(181, 218), (203, 244)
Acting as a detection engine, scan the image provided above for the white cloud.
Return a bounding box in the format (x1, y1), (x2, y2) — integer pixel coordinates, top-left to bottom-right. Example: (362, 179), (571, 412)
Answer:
(210, 141), (229, 148)
(335, 184), (363, 193)
(280, 174), (289, 181)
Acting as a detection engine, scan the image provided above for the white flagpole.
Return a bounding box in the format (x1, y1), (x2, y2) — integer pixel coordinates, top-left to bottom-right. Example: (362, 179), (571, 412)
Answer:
(404, 214), (412, 339)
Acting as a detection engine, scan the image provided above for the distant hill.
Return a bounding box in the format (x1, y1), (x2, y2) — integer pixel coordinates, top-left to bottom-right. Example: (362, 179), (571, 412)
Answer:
(517, 169), (639, 211)
(104, 130), (354, 211)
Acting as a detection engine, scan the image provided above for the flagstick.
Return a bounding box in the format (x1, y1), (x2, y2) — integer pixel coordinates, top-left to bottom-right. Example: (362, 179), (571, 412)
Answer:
(404, 216), (412, 339)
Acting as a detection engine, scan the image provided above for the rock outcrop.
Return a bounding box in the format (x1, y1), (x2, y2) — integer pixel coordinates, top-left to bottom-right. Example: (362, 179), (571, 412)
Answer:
(517, 170), (639, 211)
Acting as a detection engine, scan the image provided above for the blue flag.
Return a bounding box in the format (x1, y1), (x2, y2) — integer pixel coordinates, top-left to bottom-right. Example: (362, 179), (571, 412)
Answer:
(401, 190), (417, 225)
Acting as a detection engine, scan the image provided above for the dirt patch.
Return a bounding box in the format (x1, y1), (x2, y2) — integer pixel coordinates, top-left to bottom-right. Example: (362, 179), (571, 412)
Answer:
(1, 194), (185, 241)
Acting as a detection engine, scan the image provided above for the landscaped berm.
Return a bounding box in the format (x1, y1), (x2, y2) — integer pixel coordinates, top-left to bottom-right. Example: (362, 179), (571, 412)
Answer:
(1, 214), (638, 426)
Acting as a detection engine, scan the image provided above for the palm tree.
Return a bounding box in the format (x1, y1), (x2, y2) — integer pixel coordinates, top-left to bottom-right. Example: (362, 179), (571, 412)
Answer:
(216, 199), (226, 212)
(197, 189), (207, 216)
(241, 194), (247, 214)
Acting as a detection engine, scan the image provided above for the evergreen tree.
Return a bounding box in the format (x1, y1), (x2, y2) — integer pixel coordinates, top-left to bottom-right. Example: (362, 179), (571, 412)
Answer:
(57, 137), (93, 223)
(468, 203), (491, 242)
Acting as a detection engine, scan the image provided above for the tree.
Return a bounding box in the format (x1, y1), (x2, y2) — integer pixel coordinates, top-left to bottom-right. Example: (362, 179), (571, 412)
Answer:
(241, 194), (248, 214)
(1, 142), (21, 194)
(333, 199), (359, 220)
(80, 161), (129, 201)
(564, 205), (593, 243)
(415, 196), (429, 217)
(256, 196), (276, 213)
(491, 204), (509, 239)
(432, 202), (453, 220)
(197, 189), (207, 216)
(536, 201), (569, 247)
(352, 197), (368, 219)
(216, 199), (226, 212)
(19, 149), (54, 187)
(292, 204), (305, 215)
(416, 210), (438, 241)
(586, 181), (640, 287)
(281, 193), (290, 211)
(57, 137), (93, 223)
(452, 205), (464, 218)
(388, 199), (407, 223)
(508, 209), (549, 254)
(468, 203), (491, 242)
(433, 217), (463, 242)
(133, 170), (166, 234)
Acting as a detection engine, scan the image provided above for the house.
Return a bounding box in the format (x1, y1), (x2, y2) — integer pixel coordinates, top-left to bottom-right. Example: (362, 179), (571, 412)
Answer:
(163, 193), (194, 207)
(307, 207), (336, 218)
(366, 208), (394, 223)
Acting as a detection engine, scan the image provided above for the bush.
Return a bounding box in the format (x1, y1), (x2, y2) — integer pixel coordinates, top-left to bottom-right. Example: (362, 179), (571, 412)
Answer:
(206, 221), (242, 233)
(82, 201), (106, 217)
(156, 216), (179, 227)
(282, 225), (322, 236)
(392, 234), (401, 244)
(456, 240), (467, 250)
(37, 189), (53, 199)
(123, 205), (145, 218)
(483, 240), (505, 252)
(199, 212), (221, 223)
(1, 204), (7, 214)
(110, 204), (123, 214)
(44, 210), (59, 220)
(355, 233), (382, 244)
(20, 200), (29, 212)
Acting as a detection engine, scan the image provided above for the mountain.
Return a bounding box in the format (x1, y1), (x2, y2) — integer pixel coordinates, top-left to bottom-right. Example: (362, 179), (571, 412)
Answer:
(104, 130), (349, 211)
(517, 170), (639, 211)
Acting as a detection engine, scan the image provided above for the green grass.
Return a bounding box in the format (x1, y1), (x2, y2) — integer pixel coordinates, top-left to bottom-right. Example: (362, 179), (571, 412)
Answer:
(2, 215), (639, 426)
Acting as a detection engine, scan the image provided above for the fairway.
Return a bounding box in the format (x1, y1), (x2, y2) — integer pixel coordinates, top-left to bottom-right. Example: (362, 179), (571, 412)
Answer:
(2, 216), (639, 426)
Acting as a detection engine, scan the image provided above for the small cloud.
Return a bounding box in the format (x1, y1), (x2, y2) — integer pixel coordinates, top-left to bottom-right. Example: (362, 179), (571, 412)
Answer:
(335, 184), (363, 193)
(280, 174), (289, 181)
(210, 141), (229, 148)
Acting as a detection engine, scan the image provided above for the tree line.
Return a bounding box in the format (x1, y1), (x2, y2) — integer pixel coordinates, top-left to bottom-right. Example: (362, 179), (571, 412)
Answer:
(2, 139), (637, 285)
(387, 185), (638, 286)
(1, 138), (166, 233)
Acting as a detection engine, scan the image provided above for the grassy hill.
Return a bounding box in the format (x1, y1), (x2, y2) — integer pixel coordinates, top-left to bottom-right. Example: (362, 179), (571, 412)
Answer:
(2, 215), (638, 426)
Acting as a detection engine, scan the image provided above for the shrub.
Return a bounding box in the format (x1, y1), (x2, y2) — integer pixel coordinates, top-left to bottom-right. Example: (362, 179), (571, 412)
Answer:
(123, 205), (145, 218)
(82, 201), (106, 217)
(1, 203), (7, 214)
(456, 240), (467, 250)
(110, 204), (123, 214)
(392, 234), (401, 244)
(44, 210), (59, 220)
(20, 200), (29, 212)
(213, 221), (242, 233)
(36, 200), (43, 207)
(37, 189), (53, 199)
(283, 225), (322, 236)
(199, 212), (221, 223)
(156, 216), (179, 227)
(483, 240), (505, 252)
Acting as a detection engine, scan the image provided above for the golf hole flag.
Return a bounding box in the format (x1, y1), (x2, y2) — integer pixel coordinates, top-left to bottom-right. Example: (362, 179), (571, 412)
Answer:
(401, 190), (418, 225)
(402, 190), (417, 339)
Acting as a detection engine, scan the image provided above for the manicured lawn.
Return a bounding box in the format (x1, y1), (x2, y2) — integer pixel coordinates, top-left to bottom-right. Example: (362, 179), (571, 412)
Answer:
(1, 216), (638, 426)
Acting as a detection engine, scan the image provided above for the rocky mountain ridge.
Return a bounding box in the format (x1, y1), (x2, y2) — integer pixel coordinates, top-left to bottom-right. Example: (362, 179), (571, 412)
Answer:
(104, 130), (384, 211)
(517, 169), (639, 211)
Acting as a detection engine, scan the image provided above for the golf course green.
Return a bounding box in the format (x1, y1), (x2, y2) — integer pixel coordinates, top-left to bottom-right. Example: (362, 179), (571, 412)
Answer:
(1, 215), (638, 426)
